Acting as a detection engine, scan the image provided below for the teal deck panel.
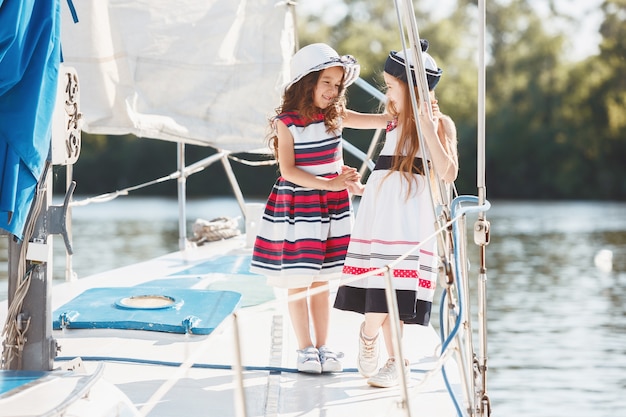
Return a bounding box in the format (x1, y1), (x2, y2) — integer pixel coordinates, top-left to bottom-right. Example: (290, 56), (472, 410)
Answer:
(52, 287), (241, 335)
(0, 371), (47, 397)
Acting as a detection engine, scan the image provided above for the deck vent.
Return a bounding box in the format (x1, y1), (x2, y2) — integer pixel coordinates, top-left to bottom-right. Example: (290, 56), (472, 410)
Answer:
(115, 295), (179, 310)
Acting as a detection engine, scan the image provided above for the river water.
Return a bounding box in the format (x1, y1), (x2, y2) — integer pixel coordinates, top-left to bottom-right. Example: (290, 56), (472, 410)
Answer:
(1, 197), (625, 417)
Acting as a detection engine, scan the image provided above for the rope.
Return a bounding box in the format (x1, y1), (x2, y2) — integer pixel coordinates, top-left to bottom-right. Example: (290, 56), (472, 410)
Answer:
(1, 162), (50, 369)
(70, 153), (275, 208)
(1, 265), (34, 369)
(189, 217), (241, 245)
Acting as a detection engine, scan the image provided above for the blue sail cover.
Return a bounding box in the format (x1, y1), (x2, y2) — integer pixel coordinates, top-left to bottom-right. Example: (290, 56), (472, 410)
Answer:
(0, 0), (60, 239)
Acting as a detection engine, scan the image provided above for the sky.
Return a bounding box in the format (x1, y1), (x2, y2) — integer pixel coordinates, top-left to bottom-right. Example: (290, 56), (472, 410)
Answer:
(297, 0), (604, 61)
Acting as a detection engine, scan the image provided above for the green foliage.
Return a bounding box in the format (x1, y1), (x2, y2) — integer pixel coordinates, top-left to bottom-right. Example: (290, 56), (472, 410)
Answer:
(60, 135), (280, 199)
(71, 0), (626, 201)
(55, 135), (179, 197)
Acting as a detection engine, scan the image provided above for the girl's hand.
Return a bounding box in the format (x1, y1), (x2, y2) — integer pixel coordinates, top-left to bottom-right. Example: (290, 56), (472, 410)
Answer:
(341, 165), (361, 180)
(419, 102), (438, 131)
(431, 98), (442, 119)
(346, 180), (365, 196)
(325, 166), (360, 191)
(418, 100), (459, 183)
(342, 165), (364, 195)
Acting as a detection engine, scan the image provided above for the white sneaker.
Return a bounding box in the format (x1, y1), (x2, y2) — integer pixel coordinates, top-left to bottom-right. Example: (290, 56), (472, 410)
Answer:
(357, 322), (379, 378)
(318, 346), (344, 373)
(367, 358), (410, 388)
(296, 346), (322, 374)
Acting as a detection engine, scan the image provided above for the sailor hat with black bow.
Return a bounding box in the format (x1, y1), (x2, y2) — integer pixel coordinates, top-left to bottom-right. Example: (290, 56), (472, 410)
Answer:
(384, 39), (443, 90)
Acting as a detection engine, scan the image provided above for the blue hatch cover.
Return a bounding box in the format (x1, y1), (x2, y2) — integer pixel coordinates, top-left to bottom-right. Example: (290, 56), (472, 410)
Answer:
(0, 371), (48, 396)
(52, 287), (241, 335)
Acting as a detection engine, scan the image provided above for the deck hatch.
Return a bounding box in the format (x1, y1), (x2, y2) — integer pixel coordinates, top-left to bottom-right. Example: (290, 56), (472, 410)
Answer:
(52, 287), (241, 335)
(115, 294), (180, 310)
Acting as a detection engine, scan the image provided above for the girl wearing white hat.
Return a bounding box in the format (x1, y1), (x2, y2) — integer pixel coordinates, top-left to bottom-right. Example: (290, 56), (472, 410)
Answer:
(250, 43), (391, 374)
(334, 41), (459, 387)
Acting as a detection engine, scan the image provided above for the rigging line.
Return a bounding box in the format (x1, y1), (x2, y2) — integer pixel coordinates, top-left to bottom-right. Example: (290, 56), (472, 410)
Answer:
(439, 290), (465, 417)
(227, 154), (276, 167)
(392, 0), (453, 278)
(244, 209), (465, 313)
(441, 300), (466, 417)
(449, 208), (477, 414)
(396, 0), (456, 211)
(438, 196), (492, 416)
(476, 3), (490, 415)
(392, 0), (435, 205)
(401, 0), (454, 209)
(477, 0), (487, 203)
(55, 211), (478, 408)
(38, 363), (106, 417)
(2, 161), (51, 369)
(54, 356), (432, 375)
(241, 203), (480, 408)
(69, 151), (229, 207)
(391, 15), (461, 401)
(440, 196), (491, 350)
(137, 314), (237, 417)
(0, 265), (35, 369)
(342, 139), (376, 171)
(405, 344), (457, 396)
(68, 149), (276, 208)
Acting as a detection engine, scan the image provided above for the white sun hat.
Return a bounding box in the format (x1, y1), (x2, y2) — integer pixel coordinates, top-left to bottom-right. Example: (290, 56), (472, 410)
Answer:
(284, 43), (360, 92)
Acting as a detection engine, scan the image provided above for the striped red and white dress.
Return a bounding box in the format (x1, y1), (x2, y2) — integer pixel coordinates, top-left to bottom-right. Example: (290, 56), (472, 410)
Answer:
(333, 121), (438, 325)
(249, 112), (354, 288)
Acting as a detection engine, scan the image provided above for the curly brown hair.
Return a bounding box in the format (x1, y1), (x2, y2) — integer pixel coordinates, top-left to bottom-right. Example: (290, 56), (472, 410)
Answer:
(267, 70), (347, 159)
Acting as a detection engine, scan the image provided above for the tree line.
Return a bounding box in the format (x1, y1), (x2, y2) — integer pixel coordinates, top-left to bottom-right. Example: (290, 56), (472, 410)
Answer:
(62, 0), (626, 201)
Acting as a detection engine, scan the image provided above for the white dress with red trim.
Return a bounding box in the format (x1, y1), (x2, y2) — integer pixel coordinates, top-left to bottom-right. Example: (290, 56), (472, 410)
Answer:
(249, 112), (354, 287)
(333, 121), (437, 325)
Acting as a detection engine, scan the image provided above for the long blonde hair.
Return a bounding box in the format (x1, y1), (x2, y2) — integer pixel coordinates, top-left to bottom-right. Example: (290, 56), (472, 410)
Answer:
(384, 81), (425, 197)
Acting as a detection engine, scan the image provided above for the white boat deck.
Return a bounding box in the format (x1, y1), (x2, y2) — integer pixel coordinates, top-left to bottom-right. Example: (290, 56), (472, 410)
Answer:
(1, 236), (465, 417)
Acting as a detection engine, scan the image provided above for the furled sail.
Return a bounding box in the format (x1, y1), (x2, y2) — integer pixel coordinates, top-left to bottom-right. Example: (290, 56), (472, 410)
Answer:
(60, 0), (294, 152)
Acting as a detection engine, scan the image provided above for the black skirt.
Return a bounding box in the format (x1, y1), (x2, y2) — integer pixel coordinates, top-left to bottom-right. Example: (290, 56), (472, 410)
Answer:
(333, 285), (432, 326)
